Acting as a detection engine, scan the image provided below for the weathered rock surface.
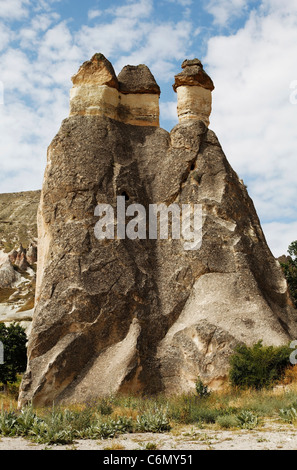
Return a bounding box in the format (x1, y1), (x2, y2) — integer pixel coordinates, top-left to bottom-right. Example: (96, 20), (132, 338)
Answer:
(0, 194), (38, 331)
(19, 56), (297, 407)
(70, 54), (160, 127)
(0, 259), (17, 288)
(0, 191), (40, 254)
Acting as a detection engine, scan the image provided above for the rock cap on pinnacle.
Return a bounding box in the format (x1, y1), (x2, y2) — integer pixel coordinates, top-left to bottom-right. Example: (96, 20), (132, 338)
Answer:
(173, 58), (215, 92)
(71, 53), (119, 89)
(118, 64), (160, 95)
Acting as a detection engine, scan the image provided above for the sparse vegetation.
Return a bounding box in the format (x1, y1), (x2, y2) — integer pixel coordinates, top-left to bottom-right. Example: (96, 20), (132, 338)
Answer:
(1, 380), (297, 444)
(0, 337), (297, 445)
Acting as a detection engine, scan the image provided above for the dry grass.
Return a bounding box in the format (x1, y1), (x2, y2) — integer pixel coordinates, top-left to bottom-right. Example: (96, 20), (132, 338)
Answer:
(103, 442), (126, 450)
(282, 365), (297, 385)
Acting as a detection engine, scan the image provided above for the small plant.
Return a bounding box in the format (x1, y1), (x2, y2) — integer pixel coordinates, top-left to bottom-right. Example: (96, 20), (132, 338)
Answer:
(136, 407), (171, 433)
(216, 414), (238, 429)
(279, 406), (297, 424)
(0, 408), (18, 436)
(97, 398), (113, 416)
(104, 442), (125, 450)
(236, 410), (259, 430)
(145, 442), (158, 450)
(195, 377), (211, 398)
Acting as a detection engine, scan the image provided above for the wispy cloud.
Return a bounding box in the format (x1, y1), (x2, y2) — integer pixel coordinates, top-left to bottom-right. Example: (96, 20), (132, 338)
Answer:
(88, 9), (102, 20)
(204, 0), (249, 26)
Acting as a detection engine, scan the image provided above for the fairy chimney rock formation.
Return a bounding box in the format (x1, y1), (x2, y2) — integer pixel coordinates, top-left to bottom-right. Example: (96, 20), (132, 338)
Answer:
(70, 53), (160, 127)
(19, 55), (297, 408)
(173, 59), (214, 126)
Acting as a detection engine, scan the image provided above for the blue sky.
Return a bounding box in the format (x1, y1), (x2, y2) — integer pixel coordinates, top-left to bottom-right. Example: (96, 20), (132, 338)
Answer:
(0, 0), (297, 256)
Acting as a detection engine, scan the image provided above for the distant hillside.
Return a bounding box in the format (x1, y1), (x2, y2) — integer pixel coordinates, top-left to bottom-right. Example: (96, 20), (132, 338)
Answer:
(0, 191), (41, 253)
(0, 191), (40, 333)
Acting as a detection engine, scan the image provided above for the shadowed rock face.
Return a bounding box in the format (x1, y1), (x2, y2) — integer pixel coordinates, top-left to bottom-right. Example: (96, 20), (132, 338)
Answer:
(18, 56), (297, 407)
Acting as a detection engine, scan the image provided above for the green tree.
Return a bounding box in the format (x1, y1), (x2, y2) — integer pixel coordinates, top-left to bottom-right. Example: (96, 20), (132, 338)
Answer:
(0, 322), (27, 389)
(280, 240), (297, 307)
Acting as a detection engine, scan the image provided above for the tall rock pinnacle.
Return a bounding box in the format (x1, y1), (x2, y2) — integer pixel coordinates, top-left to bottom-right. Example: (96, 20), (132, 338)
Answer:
(18, 56), (297, 407)
(173, 59), (214, 126)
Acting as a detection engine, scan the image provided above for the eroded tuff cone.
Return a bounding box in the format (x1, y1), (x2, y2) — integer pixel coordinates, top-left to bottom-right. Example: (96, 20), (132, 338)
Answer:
(173, 59), (214, 126)
(18, 58), (297, 407)
(70, 54), (160, 126)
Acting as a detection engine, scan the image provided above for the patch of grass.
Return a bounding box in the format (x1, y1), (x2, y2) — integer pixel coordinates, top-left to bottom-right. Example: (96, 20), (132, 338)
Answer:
(103, 442), (126, 450)
(216, 414), (239, 429)
(279, 405), (297, 424)
(144, 442), (158, 450)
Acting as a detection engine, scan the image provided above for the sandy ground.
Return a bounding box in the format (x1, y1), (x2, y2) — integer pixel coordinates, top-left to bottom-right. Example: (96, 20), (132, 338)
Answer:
(0, 420), (296, 450)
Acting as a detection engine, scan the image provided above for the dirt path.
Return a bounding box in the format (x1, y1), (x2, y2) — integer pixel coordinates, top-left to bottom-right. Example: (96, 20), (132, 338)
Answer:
(0, 421), (296, 450)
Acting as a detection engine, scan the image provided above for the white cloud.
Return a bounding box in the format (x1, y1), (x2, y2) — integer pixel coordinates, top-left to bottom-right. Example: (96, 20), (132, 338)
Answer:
(88, 9), (102, 20)
(204, 0), (248, 26)
(113, 20), (192, 80)
(262, 222), (297, 258)
(0, 0), (30, 20)
(0, 22), (13, 51)
(160, 100), (178, 123)
(110, 0), (154, 19)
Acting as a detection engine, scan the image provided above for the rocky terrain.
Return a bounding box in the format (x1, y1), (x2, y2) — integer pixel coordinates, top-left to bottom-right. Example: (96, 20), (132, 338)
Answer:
(0, 191), (40, 334)
(16, 54), (297, 408)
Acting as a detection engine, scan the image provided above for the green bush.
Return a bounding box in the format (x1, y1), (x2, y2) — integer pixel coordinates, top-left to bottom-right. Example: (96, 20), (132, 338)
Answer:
(229, 341), (291, 390)
(0, 323), (27, 386)
(195, 377), (211, 398)
(280, 240), (297, 306)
